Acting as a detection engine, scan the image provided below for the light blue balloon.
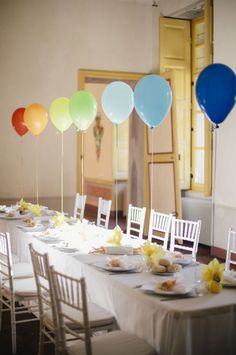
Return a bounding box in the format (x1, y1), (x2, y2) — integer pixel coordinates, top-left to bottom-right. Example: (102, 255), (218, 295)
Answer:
(101, 81), (134, 124)
(134, 75), (172, 129)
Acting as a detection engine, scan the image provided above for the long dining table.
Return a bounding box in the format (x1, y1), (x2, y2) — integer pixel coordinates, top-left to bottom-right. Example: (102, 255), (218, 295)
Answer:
(1, 215), (236, 355)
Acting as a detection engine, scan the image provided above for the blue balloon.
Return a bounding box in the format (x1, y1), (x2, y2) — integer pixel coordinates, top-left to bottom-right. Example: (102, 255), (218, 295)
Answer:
(101, 81), (134, 125)
(134, 74), (172, 129)
(196, 63), (236, 125)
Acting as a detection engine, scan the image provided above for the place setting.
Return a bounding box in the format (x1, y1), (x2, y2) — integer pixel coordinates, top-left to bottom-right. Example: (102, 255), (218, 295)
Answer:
(92, 255), (143, 274)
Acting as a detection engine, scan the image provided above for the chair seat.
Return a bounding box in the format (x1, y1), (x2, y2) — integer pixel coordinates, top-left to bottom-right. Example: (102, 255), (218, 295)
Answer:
(3, 277), (38, 298)
(68, 330), (155, 355)
(45, 301), (114, 330)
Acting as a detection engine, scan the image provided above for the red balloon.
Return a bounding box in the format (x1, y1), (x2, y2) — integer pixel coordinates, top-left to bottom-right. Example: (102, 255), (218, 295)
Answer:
(11, 107), (28, 136)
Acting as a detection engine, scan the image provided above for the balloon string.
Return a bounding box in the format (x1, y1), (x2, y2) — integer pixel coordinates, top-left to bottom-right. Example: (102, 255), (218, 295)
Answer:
(115, 124), (119, 227)
(20, 137), (23, 198)
(151, 128), (154, 211)
(211, 124), (218, 257)
(61, 132), (64, 214)
(35, 137), (39, 205)
(81, 131), (84, 196)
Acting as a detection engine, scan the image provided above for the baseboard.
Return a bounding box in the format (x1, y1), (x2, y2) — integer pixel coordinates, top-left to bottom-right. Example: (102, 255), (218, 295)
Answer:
(85, 204), (123, 218)
(212, 245), (236, 262)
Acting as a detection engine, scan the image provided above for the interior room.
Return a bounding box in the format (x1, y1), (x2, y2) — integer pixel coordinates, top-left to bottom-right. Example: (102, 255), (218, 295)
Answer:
(0, 0), (236, 354)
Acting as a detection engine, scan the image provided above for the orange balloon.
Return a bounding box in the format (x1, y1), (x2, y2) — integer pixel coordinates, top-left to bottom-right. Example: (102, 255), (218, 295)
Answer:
(24, 103), (48, 136)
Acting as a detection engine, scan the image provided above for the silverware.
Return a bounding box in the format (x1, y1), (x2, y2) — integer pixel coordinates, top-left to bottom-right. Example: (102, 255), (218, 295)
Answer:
(160, 294), (200, 301)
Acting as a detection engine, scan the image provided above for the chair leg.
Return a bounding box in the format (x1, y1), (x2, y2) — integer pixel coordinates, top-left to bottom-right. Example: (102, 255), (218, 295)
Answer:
(0, 298), (2, 331)
(10, 297), (17, 354)
(38, 322), (45, 355)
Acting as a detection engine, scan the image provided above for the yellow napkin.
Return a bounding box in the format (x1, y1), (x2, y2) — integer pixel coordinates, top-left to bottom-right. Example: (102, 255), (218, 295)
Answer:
(202, 258), (225, 293)
(107, 226), (123, 246)
(28, 204), (42, 216)
(141, 242), (165, 268)
(19, 198), (30, 211)
(51, 212), (68, 226)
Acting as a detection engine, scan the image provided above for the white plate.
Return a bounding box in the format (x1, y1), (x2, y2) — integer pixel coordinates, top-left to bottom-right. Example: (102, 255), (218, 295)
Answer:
(36, 235), (61, 243)
(0, 213), (31, 220)
(18, 224), (46, 232)
(152, 271), (174, 276)
(141, 282), (192, 296)
(56, 246), (79, 253)
(94, 261), (137, 272)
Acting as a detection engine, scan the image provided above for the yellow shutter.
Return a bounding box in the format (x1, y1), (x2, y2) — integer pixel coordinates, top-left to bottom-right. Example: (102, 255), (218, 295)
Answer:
(160, 17), (191, 190)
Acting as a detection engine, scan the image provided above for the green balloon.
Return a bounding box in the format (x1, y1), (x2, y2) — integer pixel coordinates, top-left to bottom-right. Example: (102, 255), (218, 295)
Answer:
(50, 97), (72, 132)
(69, 91), (97, 131)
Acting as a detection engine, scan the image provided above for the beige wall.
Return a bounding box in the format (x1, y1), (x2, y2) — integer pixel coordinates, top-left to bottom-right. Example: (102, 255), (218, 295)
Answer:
(213, 0), (236, 249)
(0, 0), (157, 213)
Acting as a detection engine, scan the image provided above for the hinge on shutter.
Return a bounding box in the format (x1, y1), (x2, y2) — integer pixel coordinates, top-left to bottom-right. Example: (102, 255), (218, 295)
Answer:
(190, 173), (194, 179)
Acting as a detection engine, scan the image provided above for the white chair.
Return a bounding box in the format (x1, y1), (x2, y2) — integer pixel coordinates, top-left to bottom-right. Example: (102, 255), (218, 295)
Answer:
(29, 244), (115, 354)
(170, 217), (202, 259)
(126, 204), (146, 240)
(0, 233), (38, 354)
(49, 266), (155, 355)
(148, 210), (172, 250)
(225, 227), (236, 271)
(73, 193), (87, 221)
(97, 197), (112, 229)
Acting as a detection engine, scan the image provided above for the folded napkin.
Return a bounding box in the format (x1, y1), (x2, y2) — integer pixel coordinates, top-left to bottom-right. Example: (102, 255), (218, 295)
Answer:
(104, 245), (133, 255)
(107, 225), (123, 246)
(223, 270), (236, 285)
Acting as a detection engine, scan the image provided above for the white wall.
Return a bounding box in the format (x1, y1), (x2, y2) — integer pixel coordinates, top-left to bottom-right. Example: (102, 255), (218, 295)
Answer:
(213, 0), (236, 250)
(0, 0), (157, 212)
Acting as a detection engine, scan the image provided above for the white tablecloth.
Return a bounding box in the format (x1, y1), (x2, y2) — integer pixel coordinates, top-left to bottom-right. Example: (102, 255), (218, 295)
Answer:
(1, 218), (236, 355)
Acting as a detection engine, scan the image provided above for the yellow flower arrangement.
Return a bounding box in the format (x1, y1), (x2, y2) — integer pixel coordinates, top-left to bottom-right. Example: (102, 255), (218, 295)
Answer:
(51, 212), (68, 227)
(107, 225), (123, 246)
(19, 198), (30, 211)
(28, 204), (42, 216)
(202, 258), (225, 293)
(141, 242), (165, 268)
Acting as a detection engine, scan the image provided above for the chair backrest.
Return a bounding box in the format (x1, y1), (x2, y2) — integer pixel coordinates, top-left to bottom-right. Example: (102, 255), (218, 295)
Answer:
(29, 244), (58, 346)
(170, 217), (202, 258)
(126, 204), (146, 240)
(225, 227), (236, 271)
(0, 232), (13, 287)
(73, 193), (87, 220)
(148, 210), (172, 250)
(49, 266), (92, 355)
(97, 197), (112, 229)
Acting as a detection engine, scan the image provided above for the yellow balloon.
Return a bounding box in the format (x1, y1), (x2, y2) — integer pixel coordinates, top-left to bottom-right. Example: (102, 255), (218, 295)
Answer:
(24, 103), (48, 136)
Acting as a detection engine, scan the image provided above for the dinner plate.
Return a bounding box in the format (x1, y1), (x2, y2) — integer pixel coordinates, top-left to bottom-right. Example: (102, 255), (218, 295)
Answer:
(93, 261), (137, 272)
(152, 271), (174, 276)
(55, 246), (79, 253)
(18, 224), (46, 232)
(36, 235), (61, 243)
(0, 213), (31, 220)
(141, 282), (192, 296)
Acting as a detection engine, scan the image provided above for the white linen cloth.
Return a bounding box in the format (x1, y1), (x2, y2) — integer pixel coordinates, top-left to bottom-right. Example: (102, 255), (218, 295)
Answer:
(1, 219), (236, 355)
